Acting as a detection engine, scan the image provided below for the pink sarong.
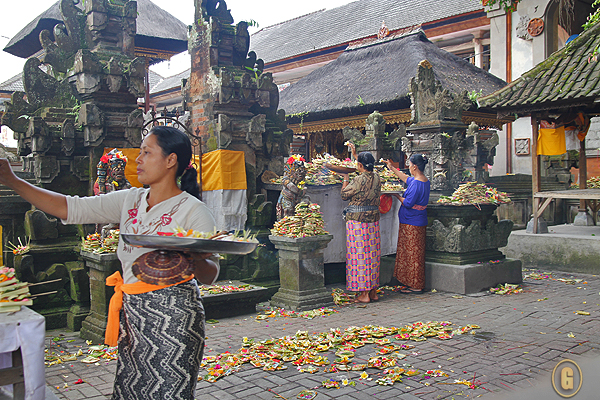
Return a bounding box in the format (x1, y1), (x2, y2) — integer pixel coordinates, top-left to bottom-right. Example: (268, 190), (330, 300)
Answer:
(345, 220), (381, 292)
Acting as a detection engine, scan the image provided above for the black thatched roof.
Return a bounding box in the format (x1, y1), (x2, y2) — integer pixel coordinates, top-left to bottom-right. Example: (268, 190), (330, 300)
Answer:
(4, 0), (188, 60)
(279, 30), (506, 119)
(478, 21), (600, 115)
(250, 0), (484, 64)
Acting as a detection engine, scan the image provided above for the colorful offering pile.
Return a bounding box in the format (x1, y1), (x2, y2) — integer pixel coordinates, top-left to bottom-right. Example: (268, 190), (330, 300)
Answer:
(271, 203), (328, 238)
(199, 321), (480, 383)
(198, 283), (255, 296)
(159, 228), (258, 243)
(270, 154), (401, 186)
(570, 176), (600, 189)
(81, 229), (120, 254)
(0, 267), (32, 312)
(437, 182), (511, 206)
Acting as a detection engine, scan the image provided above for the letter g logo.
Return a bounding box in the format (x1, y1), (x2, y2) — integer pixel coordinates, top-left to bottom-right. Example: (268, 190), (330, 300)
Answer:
(561, 367), (573, 390)
(552, 359), (582, 398)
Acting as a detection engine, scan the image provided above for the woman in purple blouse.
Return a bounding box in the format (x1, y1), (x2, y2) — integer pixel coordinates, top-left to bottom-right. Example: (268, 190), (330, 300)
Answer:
(384, 154), (430, 293)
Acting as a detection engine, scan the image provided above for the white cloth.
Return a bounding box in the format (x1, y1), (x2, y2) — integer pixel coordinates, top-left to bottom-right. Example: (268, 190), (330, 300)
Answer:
(0, 306), (46, 400)
(565, 128), (580, 151)
(202, 189), (248, 231)
(62, 187), (217, 284)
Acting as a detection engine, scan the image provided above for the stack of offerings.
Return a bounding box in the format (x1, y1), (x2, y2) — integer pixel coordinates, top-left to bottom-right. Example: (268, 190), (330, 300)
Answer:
(271, 203), (328, 238)
(0, 267), (32, 312)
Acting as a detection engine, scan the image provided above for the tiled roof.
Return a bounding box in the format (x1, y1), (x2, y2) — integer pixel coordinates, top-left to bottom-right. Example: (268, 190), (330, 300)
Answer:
(478, 21), (600, 114)
(0, 72), (25, 92)
(250, 0), (484, 63)
(279, 30), (506, 117)
(150, 69), (190, 94)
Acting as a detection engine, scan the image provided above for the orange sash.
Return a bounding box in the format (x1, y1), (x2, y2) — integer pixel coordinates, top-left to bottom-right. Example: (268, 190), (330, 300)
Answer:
(104, 271), (193, 347)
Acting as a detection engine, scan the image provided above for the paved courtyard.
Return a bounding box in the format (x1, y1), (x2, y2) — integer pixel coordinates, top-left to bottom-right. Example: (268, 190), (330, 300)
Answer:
(41, 268), (600, 400)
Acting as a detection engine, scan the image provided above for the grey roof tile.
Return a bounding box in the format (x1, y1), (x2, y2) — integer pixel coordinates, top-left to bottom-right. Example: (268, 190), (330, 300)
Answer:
(249, 0), (484, 63)
(479, 21), (600, 112)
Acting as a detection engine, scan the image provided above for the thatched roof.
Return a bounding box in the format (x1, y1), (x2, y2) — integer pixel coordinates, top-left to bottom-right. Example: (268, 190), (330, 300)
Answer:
(3, 0), (188, 61)
(478, 21), (600, 116)
(279, 30), (506, 119)
(250, 0), (484, 64)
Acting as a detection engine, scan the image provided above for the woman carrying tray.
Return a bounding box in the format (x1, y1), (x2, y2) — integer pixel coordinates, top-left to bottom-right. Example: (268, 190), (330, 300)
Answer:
(384, 154), (430, 294)
(339, 143), (382, 303)
(0, 126), (218, 400)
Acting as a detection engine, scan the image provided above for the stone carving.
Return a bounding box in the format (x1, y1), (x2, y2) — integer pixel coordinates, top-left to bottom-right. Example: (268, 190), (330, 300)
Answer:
(409, 60), (470, 127)
(217, 114), (233, 148)
(276, 157), (307, 221)
(427, 215), (513, 253)
(79, 103), (105, 147)
(28, 117), (52, 155)
(247, 114), (265, 150)
(386, 125), (406, 150)
(343, 127), (365, 146)
(39, 0), (83, 73)
(61, 120), (76, 156)
(516, 15), (533, 40)
(201, 0), (234, 24)
(23, 58), (77, 108)
(233, 21), (250, 66)
(365, 111), (386, 138)
(125, 109), (144, 147)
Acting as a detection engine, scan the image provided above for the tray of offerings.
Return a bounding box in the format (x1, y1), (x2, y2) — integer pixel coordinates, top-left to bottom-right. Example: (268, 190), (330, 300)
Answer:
(121, 234), (259, 255)
(324, 163), (356, 174)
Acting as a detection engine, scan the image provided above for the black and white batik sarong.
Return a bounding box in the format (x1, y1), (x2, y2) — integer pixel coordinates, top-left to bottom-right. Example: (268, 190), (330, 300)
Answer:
(112, 280), (205, 400)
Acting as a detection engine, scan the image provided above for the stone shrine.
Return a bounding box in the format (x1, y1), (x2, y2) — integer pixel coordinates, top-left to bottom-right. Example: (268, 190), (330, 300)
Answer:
(0, 0), (146, 329)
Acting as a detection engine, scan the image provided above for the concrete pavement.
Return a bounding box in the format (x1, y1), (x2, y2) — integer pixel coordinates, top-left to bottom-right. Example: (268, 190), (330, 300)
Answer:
(41, 267), (600, 400)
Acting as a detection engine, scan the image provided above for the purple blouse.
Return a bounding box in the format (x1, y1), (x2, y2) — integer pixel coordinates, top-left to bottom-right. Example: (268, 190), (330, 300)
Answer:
(399, 177), (430, 226)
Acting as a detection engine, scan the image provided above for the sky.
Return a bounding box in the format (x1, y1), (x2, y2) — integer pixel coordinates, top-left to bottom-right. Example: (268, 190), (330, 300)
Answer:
(0, 0), (355, 84)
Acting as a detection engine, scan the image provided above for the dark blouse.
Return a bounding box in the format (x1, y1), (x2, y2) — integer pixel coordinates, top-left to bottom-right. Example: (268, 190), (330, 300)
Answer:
(340, 171), (381, 223)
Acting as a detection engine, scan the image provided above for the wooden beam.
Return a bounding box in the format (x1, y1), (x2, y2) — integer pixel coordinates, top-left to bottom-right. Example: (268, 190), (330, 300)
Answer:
(531, 114), (540, 233)
(579, 137), (588, 213)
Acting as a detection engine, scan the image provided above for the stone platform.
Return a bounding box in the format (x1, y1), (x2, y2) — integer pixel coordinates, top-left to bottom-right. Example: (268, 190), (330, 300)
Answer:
(201, 281), (270, 320)
(502, 224), (600, 274)
(425, 258), (522, 294)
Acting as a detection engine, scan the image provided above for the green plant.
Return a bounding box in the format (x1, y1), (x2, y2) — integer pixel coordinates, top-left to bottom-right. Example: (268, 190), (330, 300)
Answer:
(357, 95), (365, 106)
(287, 112), (309, 134)
(584, 0), (600, 30)
(481, 0), (520, 13)
(468, 89), (483, 103)
(244, 19), (259, 28)
(245, 66), (260, 82)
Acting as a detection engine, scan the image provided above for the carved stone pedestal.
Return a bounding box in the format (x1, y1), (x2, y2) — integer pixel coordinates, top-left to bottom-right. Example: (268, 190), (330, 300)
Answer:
(269, 235), (334, 311)
(80, 251), (121, 344)
(425, 204), (521, 293)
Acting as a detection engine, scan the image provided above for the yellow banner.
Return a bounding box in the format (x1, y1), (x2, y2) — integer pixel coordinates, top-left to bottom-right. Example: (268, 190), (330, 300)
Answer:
(201, 150), (247, 191)
(537, 127), (566, 156)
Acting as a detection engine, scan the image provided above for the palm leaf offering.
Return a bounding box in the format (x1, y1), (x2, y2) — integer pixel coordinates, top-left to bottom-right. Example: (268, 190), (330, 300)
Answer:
(437, 182), (511, 206)
(271, 203), (328, 238)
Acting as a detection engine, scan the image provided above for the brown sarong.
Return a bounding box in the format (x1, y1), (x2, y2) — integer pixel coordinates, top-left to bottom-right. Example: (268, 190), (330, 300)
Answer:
(394, 223), (426, 290)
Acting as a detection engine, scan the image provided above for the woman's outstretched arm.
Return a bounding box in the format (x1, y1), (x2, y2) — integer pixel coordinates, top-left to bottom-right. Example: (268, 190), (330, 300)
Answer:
(0, 159), (68, 219)
(384, 159), (409, 183)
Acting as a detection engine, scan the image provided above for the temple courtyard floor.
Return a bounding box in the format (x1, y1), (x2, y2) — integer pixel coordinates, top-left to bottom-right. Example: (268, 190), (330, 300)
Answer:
(30, 267), (600, 399)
